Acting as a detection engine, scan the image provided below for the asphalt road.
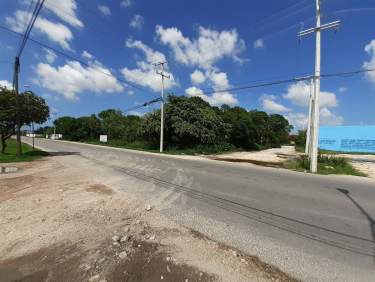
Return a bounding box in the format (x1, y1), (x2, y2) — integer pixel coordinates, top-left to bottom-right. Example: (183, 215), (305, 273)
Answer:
(23, 138), (375, 281)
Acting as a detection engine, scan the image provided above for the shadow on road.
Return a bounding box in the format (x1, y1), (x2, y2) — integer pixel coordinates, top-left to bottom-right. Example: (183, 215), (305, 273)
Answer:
(337, 188), (375, 262)
(47, 152), (80, 156)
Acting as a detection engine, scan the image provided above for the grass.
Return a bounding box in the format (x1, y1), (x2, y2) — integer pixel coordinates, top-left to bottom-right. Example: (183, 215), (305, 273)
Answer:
(84, 139), (238, 156)
(284, 154), (367, 177)
(0, 139), (48, 163)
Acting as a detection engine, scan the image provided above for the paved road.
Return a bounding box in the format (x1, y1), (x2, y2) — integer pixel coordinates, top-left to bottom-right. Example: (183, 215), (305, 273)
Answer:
(24, 138), (375, 281)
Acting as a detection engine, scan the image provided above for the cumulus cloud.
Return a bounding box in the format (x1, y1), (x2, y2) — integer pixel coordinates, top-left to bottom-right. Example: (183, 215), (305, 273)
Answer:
(286, 108), (343, 130)
(283, 81), (338, 108)
(190, 70), (206, 84)
(253, 39), (265, 49)
(42, 0), (83, 28)
(0, 80), (13, 89)
(44, 48), (57, 63)
(98, 5), (111, 16)
(338, 87), (347, 93)
(35, 60), (124, 100)
(6, 10), (73, 50)
(120, 0), (132, 8)
(261, 95), (291, 113)
(130, 15), (144, 30)
(286, 113), (309, 130)
(156, 25), (246, 69)
(320, 107), (344, 126)
(121, 39), (176, 92)
(185, 86), (237, 106)
(82, 50), (94, 60)
(363, 40), (375, 83)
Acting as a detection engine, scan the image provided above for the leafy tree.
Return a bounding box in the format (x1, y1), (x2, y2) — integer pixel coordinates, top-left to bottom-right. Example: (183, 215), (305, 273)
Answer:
(250, 110), (270, 148)
(98, 109), (126, 140)
(0, 87), (16, 153)
(268, 114), (293, 147)
(54, 117), (78, 140)
(0, 89), (49, 154)
(141, 96), (230, 148)
(221, 105), (257, 150)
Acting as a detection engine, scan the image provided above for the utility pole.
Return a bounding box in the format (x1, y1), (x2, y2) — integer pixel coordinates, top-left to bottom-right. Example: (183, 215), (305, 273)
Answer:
(154, 61), (170, 153)
(305, 79), (314, 156)
(298, 0), (340, 173)
(13, 56), (22, 156)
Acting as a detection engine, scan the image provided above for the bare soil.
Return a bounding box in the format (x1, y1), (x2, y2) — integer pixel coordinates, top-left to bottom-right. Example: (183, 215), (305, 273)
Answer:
(0, 156), (296, 282)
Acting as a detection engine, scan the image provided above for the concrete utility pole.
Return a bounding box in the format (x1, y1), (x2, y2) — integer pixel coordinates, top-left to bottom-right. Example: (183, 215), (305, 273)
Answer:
(13, 56), (22, 156)
(305, 79), (314, 156)
(154, 61), (170, 153)
(298, 0), (340, 173)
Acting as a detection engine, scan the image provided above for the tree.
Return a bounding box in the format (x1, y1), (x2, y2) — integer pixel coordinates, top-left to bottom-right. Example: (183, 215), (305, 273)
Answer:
(98, 109), (126, 140)
(250, 110), (270, 148)
(268, 114), (293, 147)
(0, 87), (16, 153)
(140, 96), (230, 148)
(0, 89), (49, 154)
(221, 105), (257, 150)
(54, 117), (78, 140)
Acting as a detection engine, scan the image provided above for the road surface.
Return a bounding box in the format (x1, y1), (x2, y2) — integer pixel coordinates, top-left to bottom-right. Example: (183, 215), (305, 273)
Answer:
(23, 137), (375, 281)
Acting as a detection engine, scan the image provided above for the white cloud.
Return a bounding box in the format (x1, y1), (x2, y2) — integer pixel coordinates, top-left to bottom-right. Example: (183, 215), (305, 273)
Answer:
(120, 0), (132, 8)
(35, 60), (124, 100)
(185, 86), (237, 106)
(6, 10), (73, 50)
(82, 50), (94, 60)
(363, 40), (375, 83)
(121, 39), (176, 92)
(44, 48), (57, 63)
(43, 0), (83, 28)
(286, 113), (309, 130)
(320, 107), (344, 126)
(0, 80), (13, 89)
(253, 39), (265, 49)
(130, 14), (144, 30)
(156, 25), (246, 69)
(338, 87), (347, 93)
(127, 90), (135, 96)
(120, 0), (133, 8)
(190, 70), (206, 84)
(261, 95), (291, 113)
(98, 5), (111, 16)
(286, 108), (343, 130)
(283, 81), (338, 108)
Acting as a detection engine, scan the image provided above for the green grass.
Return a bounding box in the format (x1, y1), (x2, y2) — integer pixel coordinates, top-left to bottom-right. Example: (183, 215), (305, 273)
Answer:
(0, 139), (48, 163)
(284, 154), (367, 177)
(83, 139), (238, 156)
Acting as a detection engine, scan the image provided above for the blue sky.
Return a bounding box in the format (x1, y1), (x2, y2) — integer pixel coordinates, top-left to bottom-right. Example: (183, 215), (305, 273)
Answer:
(1, 0), (375, 129)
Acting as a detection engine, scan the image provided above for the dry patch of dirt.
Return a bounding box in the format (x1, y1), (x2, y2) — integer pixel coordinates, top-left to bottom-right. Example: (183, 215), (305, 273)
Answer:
(0, 157), (296, 282)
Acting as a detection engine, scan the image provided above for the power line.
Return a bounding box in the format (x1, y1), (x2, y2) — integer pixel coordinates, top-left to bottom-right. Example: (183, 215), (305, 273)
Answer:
(17, 0), (45, 58)
(0, 24), (157, 99)
(123, 98), (162, 113)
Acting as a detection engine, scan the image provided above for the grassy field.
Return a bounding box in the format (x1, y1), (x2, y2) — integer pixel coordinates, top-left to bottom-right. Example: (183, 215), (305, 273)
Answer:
(0, 139), (48, 163)
(284, 154), (367, 177)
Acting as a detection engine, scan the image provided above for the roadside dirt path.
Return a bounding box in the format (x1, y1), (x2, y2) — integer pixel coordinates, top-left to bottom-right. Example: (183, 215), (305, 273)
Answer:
(0, 156), (296, 282)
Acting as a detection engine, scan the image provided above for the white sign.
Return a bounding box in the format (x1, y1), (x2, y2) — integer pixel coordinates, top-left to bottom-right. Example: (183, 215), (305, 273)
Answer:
(100, 135), (108, 143)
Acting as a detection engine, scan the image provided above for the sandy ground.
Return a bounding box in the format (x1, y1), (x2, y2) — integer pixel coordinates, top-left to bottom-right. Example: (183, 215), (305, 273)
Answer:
(208, 146), (298, 166)
(0, 156), (295, 282)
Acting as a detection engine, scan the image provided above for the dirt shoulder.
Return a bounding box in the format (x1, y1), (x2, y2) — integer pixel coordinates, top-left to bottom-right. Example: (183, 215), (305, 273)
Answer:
(0, 156), (296, 282)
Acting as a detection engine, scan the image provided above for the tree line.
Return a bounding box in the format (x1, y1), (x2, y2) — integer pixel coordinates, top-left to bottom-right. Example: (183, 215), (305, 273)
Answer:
(37, 95), (293, 153)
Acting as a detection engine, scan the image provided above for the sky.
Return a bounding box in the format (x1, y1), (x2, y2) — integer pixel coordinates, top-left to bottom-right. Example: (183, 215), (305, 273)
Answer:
(1, 0), (375, 130)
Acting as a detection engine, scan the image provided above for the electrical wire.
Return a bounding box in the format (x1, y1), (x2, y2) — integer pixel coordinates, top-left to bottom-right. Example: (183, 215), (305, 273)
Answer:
(0, 24), (158, 99)
(17, 0), (45, 58)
